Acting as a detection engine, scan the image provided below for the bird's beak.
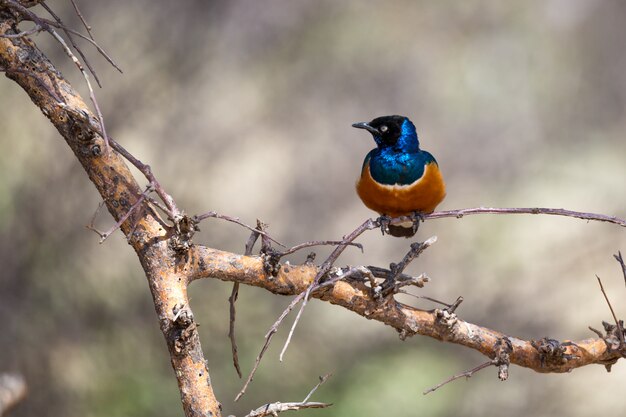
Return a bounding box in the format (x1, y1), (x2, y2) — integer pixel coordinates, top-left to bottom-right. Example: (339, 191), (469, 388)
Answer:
(352, 122), (380, 136)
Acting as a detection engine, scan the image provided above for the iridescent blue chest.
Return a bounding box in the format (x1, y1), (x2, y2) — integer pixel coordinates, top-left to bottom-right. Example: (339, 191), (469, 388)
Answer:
(363, 148), (436, 186)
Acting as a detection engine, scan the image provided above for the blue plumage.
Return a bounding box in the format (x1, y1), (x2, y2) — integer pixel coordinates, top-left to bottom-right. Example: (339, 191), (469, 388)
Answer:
(360, 118), (437, 186)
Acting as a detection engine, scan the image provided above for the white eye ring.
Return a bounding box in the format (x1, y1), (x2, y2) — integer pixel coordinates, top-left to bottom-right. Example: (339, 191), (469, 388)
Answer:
(380, 125), (388, 133)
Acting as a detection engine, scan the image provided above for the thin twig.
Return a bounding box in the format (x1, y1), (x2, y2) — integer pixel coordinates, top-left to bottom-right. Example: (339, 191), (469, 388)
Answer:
(86, 187), (150, 243)
(279, 285), (313, 362)
(243, 374), (332, 417)
(235, 291), (307, 402)
(424, 207), (626, 227)
(108, 137), (179, 219)
(0, 66), (63, 103)
(244, 401), (330, 417)
(614, 252), (626, 287)
(302, 373), (332, 403)
(317, 266), (376, 290)
(389, 236), (437, 280)
(278, 219), (378, 361)
(4, 1), (112, 153)
(596, 275), (625, 347)
(228, 282), (242, 379)
(229, 229), (262, 378)
(423, 360), (494, 395)
(194, 211), (285, 248)
(279, 240), (363, 256)
(46, 27), (110, 152)
(39, 18), (122, 72)
(0, 24), (42, 38)
(40, 2), (102, 87)
(69, 0), (94, 40)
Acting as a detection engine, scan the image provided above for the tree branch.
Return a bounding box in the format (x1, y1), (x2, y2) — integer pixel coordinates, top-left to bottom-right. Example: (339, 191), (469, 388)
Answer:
(0, 12), (221, 417)
(189, 244), (623, 374)
(424, 207), (626, 227)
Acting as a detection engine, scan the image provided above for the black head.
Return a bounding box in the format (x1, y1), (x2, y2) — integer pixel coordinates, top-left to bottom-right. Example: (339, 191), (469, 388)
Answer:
(352, 115), (414, 148)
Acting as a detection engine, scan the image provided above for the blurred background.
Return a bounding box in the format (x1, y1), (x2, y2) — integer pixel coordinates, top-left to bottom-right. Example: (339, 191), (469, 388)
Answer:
(1, 0), (626, 416)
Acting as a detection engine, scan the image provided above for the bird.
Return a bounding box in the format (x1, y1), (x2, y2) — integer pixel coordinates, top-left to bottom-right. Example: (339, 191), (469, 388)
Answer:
(353, 115), (446, 237)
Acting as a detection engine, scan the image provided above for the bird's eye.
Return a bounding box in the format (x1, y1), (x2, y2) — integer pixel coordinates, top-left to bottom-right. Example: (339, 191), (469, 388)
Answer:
(380, 125), (388, 133)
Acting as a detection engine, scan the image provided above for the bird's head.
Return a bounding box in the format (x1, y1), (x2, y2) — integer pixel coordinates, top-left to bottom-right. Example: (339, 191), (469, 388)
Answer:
(352, 115), (419, 151)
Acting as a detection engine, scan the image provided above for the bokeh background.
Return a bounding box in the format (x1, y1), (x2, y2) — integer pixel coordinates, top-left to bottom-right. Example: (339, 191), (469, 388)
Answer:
(1, 1), (626, 416)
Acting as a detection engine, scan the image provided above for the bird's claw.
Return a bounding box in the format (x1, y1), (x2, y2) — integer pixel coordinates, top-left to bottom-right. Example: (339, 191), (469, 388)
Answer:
(377, 215), (392, 236)
(409, 211), (426, 234)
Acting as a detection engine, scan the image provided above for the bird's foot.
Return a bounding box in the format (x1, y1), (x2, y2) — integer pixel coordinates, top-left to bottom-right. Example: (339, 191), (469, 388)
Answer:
(409, 211), (426, 234)
(377, 214), (392, 236)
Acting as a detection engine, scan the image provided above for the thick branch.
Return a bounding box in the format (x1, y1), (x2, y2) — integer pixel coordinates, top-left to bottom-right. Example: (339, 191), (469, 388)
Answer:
(0, 13), (221, 417)
(189, 245), (622, 374)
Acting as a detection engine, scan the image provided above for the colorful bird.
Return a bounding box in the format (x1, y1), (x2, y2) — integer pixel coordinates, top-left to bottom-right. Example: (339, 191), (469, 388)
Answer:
(353, 115), (446, 237)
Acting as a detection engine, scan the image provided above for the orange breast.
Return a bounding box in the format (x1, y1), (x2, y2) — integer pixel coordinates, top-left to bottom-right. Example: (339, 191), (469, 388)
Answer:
(356, 162), (446, 217)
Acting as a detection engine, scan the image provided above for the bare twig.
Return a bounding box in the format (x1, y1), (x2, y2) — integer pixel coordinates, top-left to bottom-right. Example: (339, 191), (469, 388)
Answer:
(39, 18), (122, 72)
(0, 24), (41, 38)
(278, 219), (378, 361)
(244, 401), (330, 417)
(243, 374), (332, 417)
(86, 186), (150, 243)
(194, 211), (285, 247)
(614, 251), (626, 287)
(228, 282), (242, 379)
(302, 373), (332, 403)
(389, 236), (437, 281)
(69, 0), (94, 40)
(229, 229), (262, 378)
(40, 2), (102, 87)
(423, 360), (494, 395)
(107, 137), (180, 220)
(0, 373), (27, 416)
(279, 240), (363, 257)
(424, 207), (626, 227)
(235, 291), (307, 401)
(46, 26), (110, 152)
(596, 275), (624, 347)
(0, 65), (63, 103)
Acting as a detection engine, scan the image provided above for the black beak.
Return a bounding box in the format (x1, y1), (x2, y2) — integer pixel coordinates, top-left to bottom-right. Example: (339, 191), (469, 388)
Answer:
(352, 122), (380, 136)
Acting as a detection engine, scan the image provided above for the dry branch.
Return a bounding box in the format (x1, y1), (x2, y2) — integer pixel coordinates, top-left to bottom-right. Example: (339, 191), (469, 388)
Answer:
(0, 12), (220, 417)
(189, 245), (624, 374)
